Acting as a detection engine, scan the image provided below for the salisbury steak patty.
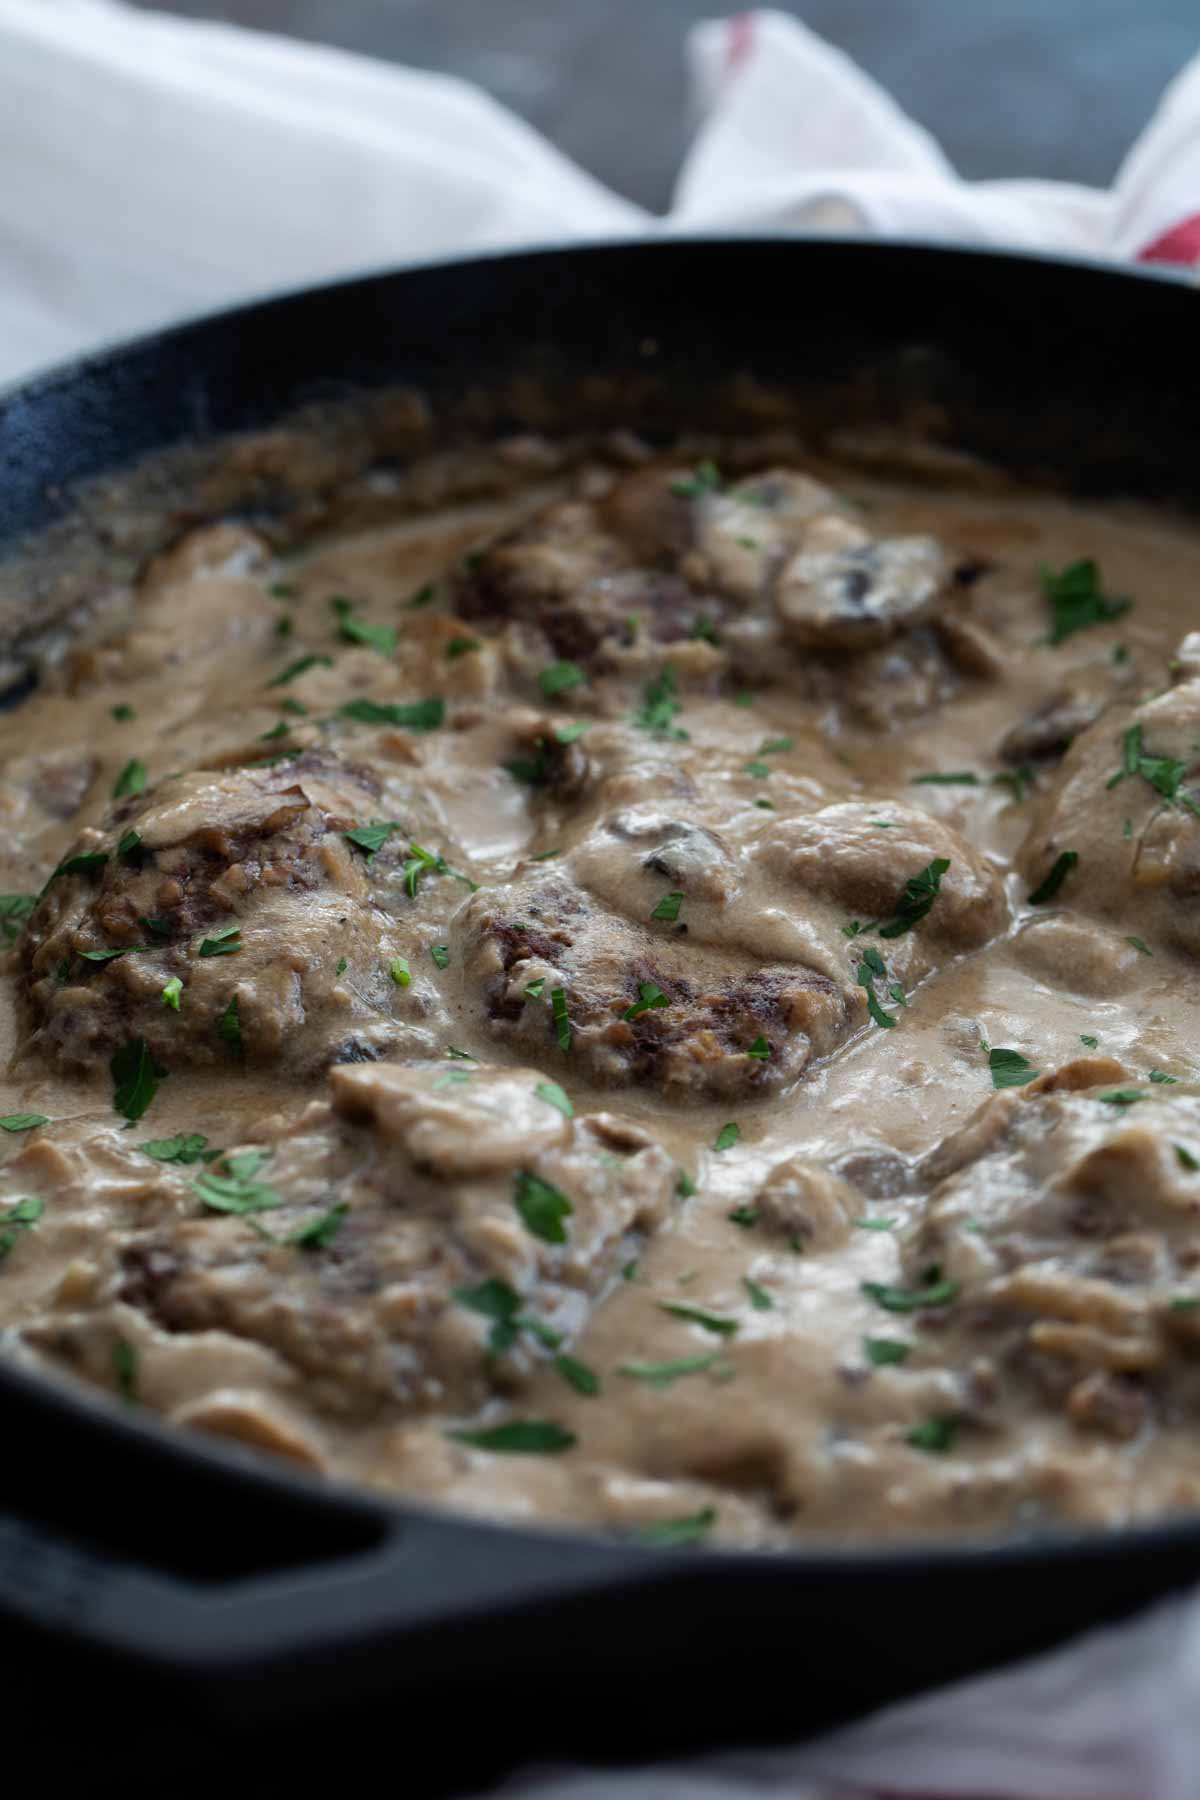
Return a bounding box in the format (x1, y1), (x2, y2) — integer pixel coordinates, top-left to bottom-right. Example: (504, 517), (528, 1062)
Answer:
(114, 1061), (676, 1417)
(21, 752), (450, 1074)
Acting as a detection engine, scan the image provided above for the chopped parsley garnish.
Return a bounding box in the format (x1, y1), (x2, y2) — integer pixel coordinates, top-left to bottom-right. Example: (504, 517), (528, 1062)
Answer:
(400, 841), (474, 897)
(344, 819), (401, 859)
(448, 1420), (576, 1454)
(538, 661), (586, 697)
(864, 1336), (910, 1366)
(621, 1259), (639, 1281)
(257, 721), (293, 743)
(514, 1171), (573, 1244)
(193, 1150), (280, 1215)
(446, 636), (481, 660)
(535, 1080), (573, 1119)
(713, 1122), (740, 1153)
(111, 704), (136, 722)
(0, 894), (35, 942)
(429, 944), (450, 969)
(911, 771), (980, 786)
(445, 1046), (475, 1061)
(335, 956), (347, 976)
(551, 985), (572, 1050)
(877, 858), (950, 939)
(113, 1338), (138, 1404)
(0, 1195), (43, 1261)
(1040, 559), (1131, 645)
(390, 957), (411, 987)
(842, 920), (871, 939)
(759, 736), (793, 755)
(270, 582), (298, 599)
(1126, 935), (1153, 956)
(623, 982), (668, 1022)
(112, 758), (147, 800)
(633, 1508), (716, 1547)
(1098, 1088), (1146, 1107)
(330, 596), (397, 657)
(524, 977), (546, 1000)
(554, 1354), (600, 1397)
(745, 1035), (771, 1061)
(744, 1277), (774, 1311)
(554, 721), (589, 745)
(0, 1113), (48, 1132)
(1149, 1070), (1179, 1085)
(857, 949), (897, 1030)
(989, 1047), (1039, 1089)
(1176, 1144), (1200, 1172)
(1106, 723), (1198, 812)
(276, 614), (293, 639)
(138, 917), (171, 939)
(676, 1171), (697, 1199)
(633, 665), (687, 740)
(727, 1206), (759, 1229)
(118, 829), (142, 857)
(405, 583), (435, 609)
(690, 615), (720, 646)
(198, 924), (242, 958)
(49, 852), (108, 882)
(1079, 1034), (1099, 1048)
(218, 994), (242, 1054)
(110, 1037), (167, 1122)
(454, 1277), (524, 1354)
(669, 460), (721, 499)
(287, 1203), (349, 1250)
(338, 697), (445, 731)
(907, 1416), (959, 1453)
(854, 1216), (895, 1231)
(140, 1133), (209, 1164)
(754, 797), (776, 810)
(79, 946), (137, 963)
(861, 1266), (959, 1312)
(651, 891), (683, 923)
(743, 761), (771, 779)
(1169, 1294), (1200, 1312)
(658, 1302), (739, 1337)
(267, 653), (332, 687)
(993, 766), (1034, 804)
(1027, 849), (1078, 905)
(153, 975), (181, 1014)
(617, 1353), (720, 1388)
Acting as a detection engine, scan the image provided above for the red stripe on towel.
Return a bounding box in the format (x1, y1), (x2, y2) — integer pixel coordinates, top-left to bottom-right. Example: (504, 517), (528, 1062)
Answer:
(1138, 212), (1200, 266)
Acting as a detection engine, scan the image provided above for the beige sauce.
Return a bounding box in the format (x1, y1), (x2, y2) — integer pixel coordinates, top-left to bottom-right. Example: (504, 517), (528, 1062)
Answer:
(3, 441), (1200, 1549)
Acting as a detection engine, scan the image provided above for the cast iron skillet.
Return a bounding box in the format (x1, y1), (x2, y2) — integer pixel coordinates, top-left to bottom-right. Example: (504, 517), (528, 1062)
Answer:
(2, 240), (1200, 1782)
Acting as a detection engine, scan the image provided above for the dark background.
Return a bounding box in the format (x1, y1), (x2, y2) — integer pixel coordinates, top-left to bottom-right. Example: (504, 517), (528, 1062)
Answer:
(136, 0), (1200, 208)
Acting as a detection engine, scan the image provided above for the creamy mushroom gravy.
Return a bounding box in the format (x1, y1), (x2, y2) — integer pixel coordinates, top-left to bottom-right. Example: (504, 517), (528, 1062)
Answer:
(3, 438), (1200, 1552)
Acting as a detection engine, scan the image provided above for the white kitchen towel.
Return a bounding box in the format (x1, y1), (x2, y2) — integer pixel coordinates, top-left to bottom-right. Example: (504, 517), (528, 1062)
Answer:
(2, 0), (1200, 388)
(4, 5), (1200, 1797)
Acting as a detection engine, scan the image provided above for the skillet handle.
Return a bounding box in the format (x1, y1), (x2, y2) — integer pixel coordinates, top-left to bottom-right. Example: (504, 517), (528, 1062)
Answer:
(0, 1500), (655, 1718)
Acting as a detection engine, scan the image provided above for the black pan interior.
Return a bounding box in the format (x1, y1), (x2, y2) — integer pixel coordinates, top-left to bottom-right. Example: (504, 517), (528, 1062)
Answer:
(2, 241), (1199, 1772)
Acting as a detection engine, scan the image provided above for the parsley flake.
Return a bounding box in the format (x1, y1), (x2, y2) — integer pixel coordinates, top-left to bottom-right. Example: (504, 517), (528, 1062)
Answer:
(714, 1122), (740, 1153)
(861, 1267), (959, 1312)
(877, 858), (951, 939)
(0, 1195), (43, 1261)
(199, 924), (241, 958)
(344, 820), (401, 859)
(112, 759), (147, 800)
(617, 1353), (720, 1388)
(744, 1277), (774, 1311)
(338, 697), (444, 731)
(1176, 1143), (1200, 1172)
(430, 944), (450, 969)
(1149, 1070), (1179, 1085)
(535, 1080), (573, 1119)
(0, 895), (35, 942)
(287, 1203), (349, 1250)
(989, 1047), (1039, 1090)
(1027, 850), (1078, 905)
(554, 1354), (600, 1397)
(623, 982), (668, 1022)
(745, 1035), (771, 1061)
(390, 957), (411, 987)
(267, 653), (332, 688)
(911, 771), (980, 786)
(140, 1133), (209, 1164)
(0, 1113), (49, 1132)
(113, 1339), (138, 1404)
(864, 1336), (910, 1366)
(1079, 1034), (1099, 1048)
(669, 460), (721, 499)
(633, 665), (687, 740)
(514, 1171), (573, 1244)
(658, 1302), (739, 1337)
(111, 704), (136, 722)
(538, 661), (586, 697)
(650, 891), (683, 923)
(217, 994), (242, 1054)
(1040, 560), (1131, 644)
(1126, 935), (1153, 956)
(524, 977), (546, 1000)
(1098, 1088), (1147, 1107)
(551, 985), (572, 1050)
(118, 829), (142, 857)
(448, 1420), (576, 1454)
(110, 1038), (167, 1122)
(633, 1508), (716, 1547)
(727, 1206), (759, 1229)
(908, 1416), (959, 1453)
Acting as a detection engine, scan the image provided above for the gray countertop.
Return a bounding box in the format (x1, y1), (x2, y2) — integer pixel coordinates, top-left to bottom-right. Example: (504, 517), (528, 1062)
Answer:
(138, 0), (1198, 209)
